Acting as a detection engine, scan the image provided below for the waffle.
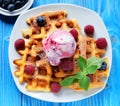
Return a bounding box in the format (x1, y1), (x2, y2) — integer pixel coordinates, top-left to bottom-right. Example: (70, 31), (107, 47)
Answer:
(13, 10), (109, 92)
(68, 37), (109, 91)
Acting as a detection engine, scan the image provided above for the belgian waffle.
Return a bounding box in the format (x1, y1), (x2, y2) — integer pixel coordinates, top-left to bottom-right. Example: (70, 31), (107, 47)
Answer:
(13, 10), (109, 92)
(69, 37), (109, 91)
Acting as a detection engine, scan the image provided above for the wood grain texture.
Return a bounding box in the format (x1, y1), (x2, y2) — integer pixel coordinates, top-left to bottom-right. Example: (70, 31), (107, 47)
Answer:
(0, 0), (120, 106)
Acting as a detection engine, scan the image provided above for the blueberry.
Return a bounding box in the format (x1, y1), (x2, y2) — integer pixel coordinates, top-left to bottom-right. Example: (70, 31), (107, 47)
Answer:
(98, 61), (107, 70)
(3, 0), (11, 4)
(36, 16), (46, 27)
(2, 3), (7, 9)
(0, 0), (2, 7)
(1, 0), (28, 11)
(15, 0), (23, 9)
(3, 0), (11, 5)
(7, 4), (15, 11)
(23, 0), (28, 3)
(2, 0), (11, 9)
(0, 0), (2, 3)
(11, 0), (15, 3)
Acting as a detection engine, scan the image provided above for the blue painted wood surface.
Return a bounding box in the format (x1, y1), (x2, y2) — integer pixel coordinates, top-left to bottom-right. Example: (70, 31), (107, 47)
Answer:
(0, 0), (120, 106)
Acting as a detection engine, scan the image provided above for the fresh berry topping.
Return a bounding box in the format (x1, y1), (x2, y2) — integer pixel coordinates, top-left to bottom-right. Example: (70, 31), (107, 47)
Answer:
(14, 38), (25, 50)
(24, 65), (35, 75)
(87, 74), (94, 82)
(59, 58), (74, 73)
(50, 82), (61, 93)
(96, 38), (107, 49)
(84, 25), (94, 36)
(98, 61), (107, 70)
(36, 16), (46, 27)
(7, 4), (15, 11)
(69, 29), (78, 41)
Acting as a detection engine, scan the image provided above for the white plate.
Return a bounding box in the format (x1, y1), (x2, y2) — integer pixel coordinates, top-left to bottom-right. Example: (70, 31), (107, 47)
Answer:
(0, 0), (34, 16)
(9, 4), (112, 102)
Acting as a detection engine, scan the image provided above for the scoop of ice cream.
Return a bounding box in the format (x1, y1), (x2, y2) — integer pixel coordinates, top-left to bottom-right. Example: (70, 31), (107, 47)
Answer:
(42, 29), (76, 66)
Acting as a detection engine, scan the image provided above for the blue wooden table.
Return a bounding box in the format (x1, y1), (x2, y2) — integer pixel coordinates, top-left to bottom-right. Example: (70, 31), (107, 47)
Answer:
(0, 0), (120, 106)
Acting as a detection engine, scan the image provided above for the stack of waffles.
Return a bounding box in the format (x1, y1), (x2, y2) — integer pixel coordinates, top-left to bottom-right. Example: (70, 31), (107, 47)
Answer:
(13, 10), (109, 92)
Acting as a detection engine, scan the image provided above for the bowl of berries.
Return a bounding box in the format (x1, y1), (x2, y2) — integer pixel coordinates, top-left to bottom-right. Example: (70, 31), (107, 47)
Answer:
(0, 0), (34, 16)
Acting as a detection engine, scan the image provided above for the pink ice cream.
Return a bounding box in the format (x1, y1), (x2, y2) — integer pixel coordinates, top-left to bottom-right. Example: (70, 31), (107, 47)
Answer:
(42, 29), (76, 66)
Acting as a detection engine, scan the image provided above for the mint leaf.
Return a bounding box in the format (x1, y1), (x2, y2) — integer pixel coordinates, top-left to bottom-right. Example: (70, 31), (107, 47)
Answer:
(87, 56), (104, 69)
(75, 71), (83, 79)
(96, 59), (104, 69)
(77, 56), (87, 71)
(84, 65), (98, 74)
(60, 56), (105, 91)
(60, 76), (75, 86)
(79, 76), (90, 90)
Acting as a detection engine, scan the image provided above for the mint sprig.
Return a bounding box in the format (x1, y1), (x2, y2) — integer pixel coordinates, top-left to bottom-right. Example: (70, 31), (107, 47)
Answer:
(60, 56), (104, 90)
(79, 75), (90, 90)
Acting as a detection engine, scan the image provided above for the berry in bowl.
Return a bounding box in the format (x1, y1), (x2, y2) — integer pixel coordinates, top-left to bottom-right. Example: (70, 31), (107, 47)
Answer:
(0, 0), (34, 16)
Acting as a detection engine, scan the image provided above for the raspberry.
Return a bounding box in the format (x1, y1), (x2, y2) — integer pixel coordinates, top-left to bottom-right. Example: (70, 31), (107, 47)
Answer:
(14, 39), (25, 50)
(69, 29), (78, 41)
(50, 82), (61, 93)
(87, 74), (93, 82)
(96, 38), (107, 49)
(59, 58), (74, 73)
(24, 65), (35, 75)
(84, 25), (94, 36)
